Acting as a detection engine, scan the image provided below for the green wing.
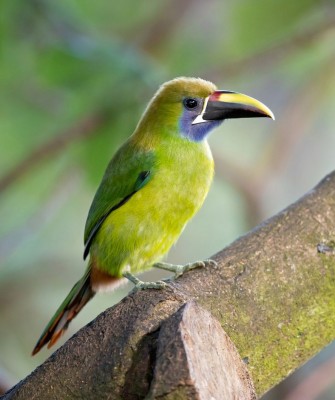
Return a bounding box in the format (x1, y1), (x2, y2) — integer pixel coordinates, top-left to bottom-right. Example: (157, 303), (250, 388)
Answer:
(83, 142), (155, 260)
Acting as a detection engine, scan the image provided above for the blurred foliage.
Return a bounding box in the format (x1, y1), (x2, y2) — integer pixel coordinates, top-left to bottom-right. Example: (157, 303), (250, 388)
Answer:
(0, 0), (335, 397)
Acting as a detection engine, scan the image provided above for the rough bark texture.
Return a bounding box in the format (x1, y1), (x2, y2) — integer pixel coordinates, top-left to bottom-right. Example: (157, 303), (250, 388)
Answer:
(146, 302), (256, 399)
(2, 171), (335, 399)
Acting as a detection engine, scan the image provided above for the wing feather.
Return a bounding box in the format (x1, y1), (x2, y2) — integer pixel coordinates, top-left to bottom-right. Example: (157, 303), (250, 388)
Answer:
(83, 170), (151, 259)
(83, 140), (154, 259)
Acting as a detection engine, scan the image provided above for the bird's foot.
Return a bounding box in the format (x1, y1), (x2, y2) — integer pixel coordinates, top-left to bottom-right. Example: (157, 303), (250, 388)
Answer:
(123, 271), (167, 293)
(154, 259), (217, 279)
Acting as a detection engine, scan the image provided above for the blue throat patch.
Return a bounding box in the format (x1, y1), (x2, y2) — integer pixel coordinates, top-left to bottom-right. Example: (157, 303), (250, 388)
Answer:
(179, 110), (223, 142)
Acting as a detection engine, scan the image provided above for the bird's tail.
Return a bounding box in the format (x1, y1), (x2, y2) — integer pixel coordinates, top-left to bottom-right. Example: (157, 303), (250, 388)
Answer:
(32, 270), (94, 355)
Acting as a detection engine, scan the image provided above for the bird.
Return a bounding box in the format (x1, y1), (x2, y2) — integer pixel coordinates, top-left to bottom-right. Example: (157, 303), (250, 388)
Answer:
(32, 77), (274, 355)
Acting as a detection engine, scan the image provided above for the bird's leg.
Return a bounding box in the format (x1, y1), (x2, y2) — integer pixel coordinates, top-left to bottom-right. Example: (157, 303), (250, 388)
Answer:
(154, 259), (217, 279)
(122, 271), (167, 292)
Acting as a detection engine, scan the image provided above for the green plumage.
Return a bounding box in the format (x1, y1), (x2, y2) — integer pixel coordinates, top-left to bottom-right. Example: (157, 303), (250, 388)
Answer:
(86, 133), (213, 277)
(33, 77), (273, 354)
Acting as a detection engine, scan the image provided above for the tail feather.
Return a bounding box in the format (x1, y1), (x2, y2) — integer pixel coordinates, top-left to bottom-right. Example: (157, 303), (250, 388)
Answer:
(32, 271), (95, 355)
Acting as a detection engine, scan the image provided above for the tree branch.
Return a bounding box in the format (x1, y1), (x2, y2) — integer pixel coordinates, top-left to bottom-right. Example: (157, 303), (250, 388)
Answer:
(2, 171), (335, 399)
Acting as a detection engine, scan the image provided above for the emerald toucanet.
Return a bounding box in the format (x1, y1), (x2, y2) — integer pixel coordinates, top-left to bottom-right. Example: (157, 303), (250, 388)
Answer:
(32, 77), (274, 355)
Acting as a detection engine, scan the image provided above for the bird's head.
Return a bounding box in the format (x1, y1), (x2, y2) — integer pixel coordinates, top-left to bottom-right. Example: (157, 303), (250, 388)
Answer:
(137, 77), (274, 142)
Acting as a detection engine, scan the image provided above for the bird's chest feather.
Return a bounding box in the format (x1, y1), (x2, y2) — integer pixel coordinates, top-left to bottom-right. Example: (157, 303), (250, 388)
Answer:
(135, 140), (214, 234)
(93, 141), (213, 273)
(109, 141), (214, 242)
(156, 143), (213, 216)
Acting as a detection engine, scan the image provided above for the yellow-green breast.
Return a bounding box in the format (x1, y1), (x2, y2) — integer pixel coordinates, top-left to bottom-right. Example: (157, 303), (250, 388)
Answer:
(90, 135), (214, 277)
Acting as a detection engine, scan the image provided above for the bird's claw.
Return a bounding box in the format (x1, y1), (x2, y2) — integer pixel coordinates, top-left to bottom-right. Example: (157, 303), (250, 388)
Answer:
(176, 259), (217, 277)
(154, 259), (217, 279)
(123, 271), (168, 293)
(204, 259), (218, 267)
(133, 280), (168, 291)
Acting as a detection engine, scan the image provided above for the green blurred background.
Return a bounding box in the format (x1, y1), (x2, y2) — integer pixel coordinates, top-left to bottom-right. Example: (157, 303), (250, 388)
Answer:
(0, 0), (335, 397)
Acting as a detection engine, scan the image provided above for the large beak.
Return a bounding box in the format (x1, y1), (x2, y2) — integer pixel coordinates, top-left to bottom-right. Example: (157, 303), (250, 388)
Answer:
(192, 90), (275, 124)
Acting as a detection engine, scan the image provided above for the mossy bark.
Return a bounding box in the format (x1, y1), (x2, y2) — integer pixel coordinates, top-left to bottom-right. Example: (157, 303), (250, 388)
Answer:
(2, 172), (335, 399)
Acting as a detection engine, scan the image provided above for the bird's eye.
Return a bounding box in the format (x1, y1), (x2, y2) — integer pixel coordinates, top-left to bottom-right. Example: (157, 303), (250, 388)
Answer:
(183, 98), (198, 110)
